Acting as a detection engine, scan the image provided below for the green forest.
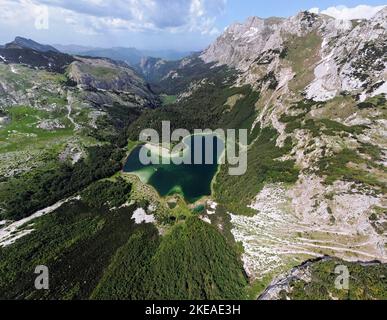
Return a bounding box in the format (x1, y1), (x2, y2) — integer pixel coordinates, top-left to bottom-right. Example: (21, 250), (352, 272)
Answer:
(0, 195), (248, 299)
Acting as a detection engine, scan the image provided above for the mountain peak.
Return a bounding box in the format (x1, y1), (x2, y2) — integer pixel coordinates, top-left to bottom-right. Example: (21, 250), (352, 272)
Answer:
(201, 11), (322, 69)
(372, 5), (387, 22)
(6, 37), (59, 53)
(372, 5), (387, 15)
(245, 16), (264, 27)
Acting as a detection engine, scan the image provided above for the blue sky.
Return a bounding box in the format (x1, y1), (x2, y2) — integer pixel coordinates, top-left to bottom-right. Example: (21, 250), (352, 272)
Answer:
(223, 0), (386, 23)
(0, 0), (385, 51)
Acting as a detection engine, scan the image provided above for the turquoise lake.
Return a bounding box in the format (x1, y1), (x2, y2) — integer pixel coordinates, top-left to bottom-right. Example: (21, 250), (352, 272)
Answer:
(123, 134), (224, 203)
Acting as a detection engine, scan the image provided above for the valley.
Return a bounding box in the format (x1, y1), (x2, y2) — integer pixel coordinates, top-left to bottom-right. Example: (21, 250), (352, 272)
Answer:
(0, 7), (386, 301)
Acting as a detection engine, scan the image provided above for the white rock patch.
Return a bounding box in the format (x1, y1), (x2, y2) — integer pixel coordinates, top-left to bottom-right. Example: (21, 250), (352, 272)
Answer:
(10, 65), (18, 74)
(306, 43), (339, 101)
(200, 216), (212, 224)
(206, 200), (218, 215)
(0, 196), (80, 247)
(131, 208), (155, 224)
(372, 81), (387, 96)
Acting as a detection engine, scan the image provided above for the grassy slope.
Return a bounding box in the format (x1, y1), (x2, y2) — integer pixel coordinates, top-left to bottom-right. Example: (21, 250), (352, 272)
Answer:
(77, 63), (121, 80)
(214, 127), (298, 214)
(0, 105), (73, 153)
(160, 94), (177, 105)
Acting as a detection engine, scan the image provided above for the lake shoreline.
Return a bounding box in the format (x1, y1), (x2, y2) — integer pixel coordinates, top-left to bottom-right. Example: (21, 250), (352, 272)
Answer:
(123, 134), (225, 204)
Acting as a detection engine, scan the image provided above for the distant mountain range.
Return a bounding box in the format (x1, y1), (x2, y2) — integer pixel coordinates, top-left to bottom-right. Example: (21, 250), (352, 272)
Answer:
(0, 36), (194, 75)
(1, 37), (192, 66)
(53, 44), (193, 65)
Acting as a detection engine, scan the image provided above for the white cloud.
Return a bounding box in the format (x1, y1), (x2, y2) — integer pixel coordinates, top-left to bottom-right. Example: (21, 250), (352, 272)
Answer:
(0, 0), (223, 49)
(23, 0), (227, 35)
(0, 0), (39, 26)
(190, 0), (205, 17)
(309, 4), (386, 20)
(308, 7), (320, 14)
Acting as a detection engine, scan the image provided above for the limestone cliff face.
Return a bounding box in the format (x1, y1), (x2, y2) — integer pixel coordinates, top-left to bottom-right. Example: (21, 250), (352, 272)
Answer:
(201, 9), (387, 102)
(201, 12), (330, 69)
(67, 57), (159, 108)
(68, 57), (154, 97)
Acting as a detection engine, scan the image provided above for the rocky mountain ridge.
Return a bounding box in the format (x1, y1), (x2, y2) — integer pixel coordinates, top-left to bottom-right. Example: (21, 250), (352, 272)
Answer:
(0, 38), (158, 108)
(54, 44), (192, 66)
(201, 9), (387, 102)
